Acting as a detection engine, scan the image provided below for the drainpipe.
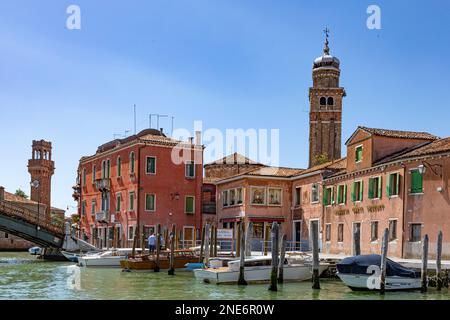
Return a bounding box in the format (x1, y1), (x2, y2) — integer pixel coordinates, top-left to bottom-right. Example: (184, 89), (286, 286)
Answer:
(401, 165), (407, 259)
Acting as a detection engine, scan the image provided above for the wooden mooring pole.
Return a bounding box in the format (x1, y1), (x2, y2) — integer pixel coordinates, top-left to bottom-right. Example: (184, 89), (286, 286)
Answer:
(421, 234), (429, 293)
(154, 224), (161, 272)
(168, 224), (176, 276)
(268, 222), (279, 292)
(245, 222), (253, 257)
(236, 223), (241, 258)
(264, 225), (270, 256)
(141, 225), (145, 253)
(437, 231), (443, 291)
(213, 226), (218, 257)
(278, 234), (287, 284)
(199, 225), (206, 263)
(204, 224), (211, 268)
(311, 222), (320, 290)
(380, 228), (389, 295)
(238, 222), (247, 286)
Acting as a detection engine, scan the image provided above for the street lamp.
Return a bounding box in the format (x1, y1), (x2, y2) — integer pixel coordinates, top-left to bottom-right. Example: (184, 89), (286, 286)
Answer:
(30, 180), (41, 232)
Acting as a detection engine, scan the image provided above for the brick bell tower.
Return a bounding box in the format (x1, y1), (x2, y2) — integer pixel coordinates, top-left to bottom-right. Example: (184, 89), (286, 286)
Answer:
(28, 140), (55, 217)
(308, 29), (346, 168)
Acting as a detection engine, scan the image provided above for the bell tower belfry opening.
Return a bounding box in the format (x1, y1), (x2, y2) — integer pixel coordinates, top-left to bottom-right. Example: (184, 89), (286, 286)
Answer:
(308, 29), (346, 168)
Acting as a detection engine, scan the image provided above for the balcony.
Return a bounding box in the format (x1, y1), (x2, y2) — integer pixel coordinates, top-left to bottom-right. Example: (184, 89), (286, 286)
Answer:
(95, 178), (111, 192)
(202, 202), (217, 214)
(95, 211), (109, 223)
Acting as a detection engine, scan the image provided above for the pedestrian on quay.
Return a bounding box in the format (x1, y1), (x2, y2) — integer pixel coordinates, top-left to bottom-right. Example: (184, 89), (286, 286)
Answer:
(148, 233), (156, 254)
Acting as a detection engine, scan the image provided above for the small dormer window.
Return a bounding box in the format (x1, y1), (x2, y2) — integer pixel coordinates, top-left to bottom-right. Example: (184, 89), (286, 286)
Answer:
(320, 97), (327, 106)
(355, 145), (363, 163)
(327, 97), (334, 106)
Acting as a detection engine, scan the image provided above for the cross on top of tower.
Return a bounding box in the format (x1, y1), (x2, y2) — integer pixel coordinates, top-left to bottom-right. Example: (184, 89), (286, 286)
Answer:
(323, 27), (330, 55)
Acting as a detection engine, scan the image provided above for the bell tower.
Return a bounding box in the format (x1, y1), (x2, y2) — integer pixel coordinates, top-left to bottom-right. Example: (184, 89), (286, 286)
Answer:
(28, 140), (55, 217)
(308, 29), (346, 168)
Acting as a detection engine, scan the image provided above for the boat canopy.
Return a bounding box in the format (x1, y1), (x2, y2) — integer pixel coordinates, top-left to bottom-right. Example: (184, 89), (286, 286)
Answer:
(336, 254), (420, 278)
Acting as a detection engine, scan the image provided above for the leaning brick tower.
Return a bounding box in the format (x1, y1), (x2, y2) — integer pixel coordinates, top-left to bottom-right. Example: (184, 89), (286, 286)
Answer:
(28, 140), (55, 217)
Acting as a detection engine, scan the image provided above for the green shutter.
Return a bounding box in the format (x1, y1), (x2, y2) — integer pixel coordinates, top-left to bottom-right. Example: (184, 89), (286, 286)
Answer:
(368, 178), (374, 199)
(186, 197), (194, 213)
(411, 170), (423, 193)
(387, 174), (392, 197)
(378, 176), (383, 199)
(323, 188), (329, 205)
(395, 173), (400, 195)
(331, 187), (335, 204)
(344, 184), (347, 204)
(351, 182), (356, 202)
(360, 181), (364, 201)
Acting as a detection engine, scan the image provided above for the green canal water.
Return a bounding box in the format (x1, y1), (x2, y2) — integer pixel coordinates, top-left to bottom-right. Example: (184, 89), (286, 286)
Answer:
(0, 252), (449, 300)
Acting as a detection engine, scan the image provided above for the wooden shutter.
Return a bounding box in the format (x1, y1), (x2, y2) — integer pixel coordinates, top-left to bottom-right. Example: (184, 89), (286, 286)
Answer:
(359, 181), (364, 201)
(351, 182), (356, 202)
(344, 184), (347, 204)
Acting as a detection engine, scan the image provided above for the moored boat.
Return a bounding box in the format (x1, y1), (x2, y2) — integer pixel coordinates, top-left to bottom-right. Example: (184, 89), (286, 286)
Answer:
(78, 248), (144, 267)
(194, 255), (329, 284)
(29, 247), (42, 256)
(336, 254), (421, 291)
(121, 250), (198, 271)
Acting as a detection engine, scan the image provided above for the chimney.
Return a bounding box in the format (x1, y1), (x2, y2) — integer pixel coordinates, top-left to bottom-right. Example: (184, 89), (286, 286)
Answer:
(160, 128), (164, 134)
(188, 137), (194, 144)
(0, 186), (4, 201)
(195, 131), (202, 146)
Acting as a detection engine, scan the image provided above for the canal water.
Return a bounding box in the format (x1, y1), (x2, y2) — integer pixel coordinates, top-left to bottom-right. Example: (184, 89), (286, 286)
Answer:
(0, 252), (449, 300)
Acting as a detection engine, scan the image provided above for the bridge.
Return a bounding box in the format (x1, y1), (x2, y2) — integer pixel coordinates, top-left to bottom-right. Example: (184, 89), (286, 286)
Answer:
(0, 200), (64, 248)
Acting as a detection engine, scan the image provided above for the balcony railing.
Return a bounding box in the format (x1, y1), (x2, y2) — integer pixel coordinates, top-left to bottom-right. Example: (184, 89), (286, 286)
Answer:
(202, 202), (217, 214)
(95, 178), (111, 191)
(95, 211), (109, 223)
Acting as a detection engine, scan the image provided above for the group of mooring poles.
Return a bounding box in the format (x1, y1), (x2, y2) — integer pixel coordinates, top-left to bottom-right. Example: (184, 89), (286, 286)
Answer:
(199, 223), (219, 267)
(377, 229), (445, 295)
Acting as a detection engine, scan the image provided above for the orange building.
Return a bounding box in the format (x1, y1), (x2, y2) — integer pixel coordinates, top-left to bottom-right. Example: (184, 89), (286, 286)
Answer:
(74, 129), (203, 248)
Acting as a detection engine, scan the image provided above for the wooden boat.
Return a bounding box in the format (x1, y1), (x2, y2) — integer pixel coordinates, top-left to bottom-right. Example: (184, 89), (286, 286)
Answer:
(194, 255), (329, 284)
(337, 254), (421, 291)
(121, 249), (198, 271)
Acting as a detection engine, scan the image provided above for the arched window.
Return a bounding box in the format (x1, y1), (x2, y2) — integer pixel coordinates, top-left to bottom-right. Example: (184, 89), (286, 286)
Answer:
(130, 152), (135, 174)
(327, 97), (334, 106)
(320, 97), (327, 106)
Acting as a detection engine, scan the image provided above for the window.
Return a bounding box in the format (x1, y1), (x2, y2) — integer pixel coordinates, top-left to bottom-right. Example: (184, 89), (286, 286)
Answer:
(320, 97), (327, 106)
(294, 187), (301, 206)
(92, 165), (96, 183)
(129, 192), (135, 211)
(91, 200), (96, 215)
(410, 224), (422, 242)
(101, 160), (110, 179)
(355, 146), (363, 163)
(185, 161), (195, 178)
(82, 168), (87, 186)
(268, 188), (282, 206)
(145, 194), (156, 212)
(81, 200), (86, 216)
(236, 188), (243, 205)
(116, 193), (121, 212)
(368, 176), (382, 199)
(101, 192), (110, 211)
(128, 226), (136, 241)
(351, 181), (363, 202)
(117, 157), (122, 177)
(337, 184), (347, 205)
(251, 187), (266, 205)
(323, 187), (334, 206)
(325, 224), (331, 242)
(229, 189), (236, 206)
(371, 221), (379, 242)
(130, 152), (135, 174)
(253, 223), (264, 239)
(311, 184), (320, 203)
(410, 169), (423, 194)
(185, 196), (195, 214)
(146, 157), (156, 174)
(338, 224), (344, 243)
(387, 172), (401, 197)
(222, 190), (229, 207)
(327, 97), (334, 106)
(389, 220), (397, 241)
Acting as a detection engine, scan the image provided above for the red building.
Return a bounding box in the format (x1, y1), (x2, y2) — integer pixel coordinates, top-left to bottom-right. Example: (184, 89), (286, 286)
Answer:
(74, 129), (203, 248)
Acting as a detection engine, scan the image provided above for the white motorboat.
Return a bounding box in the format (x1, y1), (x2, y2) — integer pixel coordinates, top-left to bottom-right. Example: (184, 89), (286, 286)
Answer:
(78, 248), (144, 267)
(337, 254), (422, 291)
(29, 247), (42, 255)
(194, 255), (329, 284)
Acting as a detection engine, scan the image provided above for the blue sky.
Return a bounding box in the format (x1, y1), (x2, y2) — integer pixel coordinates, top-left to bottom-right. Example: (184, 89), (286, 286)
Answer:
(1, 0), (449, 213)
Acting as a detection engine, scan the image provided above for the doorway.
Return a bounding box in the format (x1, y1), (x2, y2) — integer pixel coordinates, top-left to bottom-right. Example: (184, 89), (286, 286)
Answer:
(292, 220), (302, 251)
(352, 222), (362, 255)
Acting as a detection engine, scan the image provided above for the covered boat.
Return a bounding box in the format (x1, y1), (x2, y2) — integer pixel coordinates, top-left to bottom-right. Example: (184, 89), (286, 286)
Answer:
(121, 250), (198, 271)
(337, 254), (421, 291)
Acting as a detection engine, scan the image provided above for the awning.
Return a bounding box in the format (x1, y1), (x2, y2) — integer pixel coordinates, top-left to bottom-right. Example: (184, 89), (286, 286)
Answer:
(220, 217), (242, 223)
(248, 217), (285, 223)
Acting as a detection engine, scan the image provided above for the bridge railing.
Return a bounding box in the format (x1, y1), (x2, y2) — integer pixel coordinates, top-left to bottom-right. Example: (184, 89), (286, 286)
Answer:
(0, 200), (64, 236)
